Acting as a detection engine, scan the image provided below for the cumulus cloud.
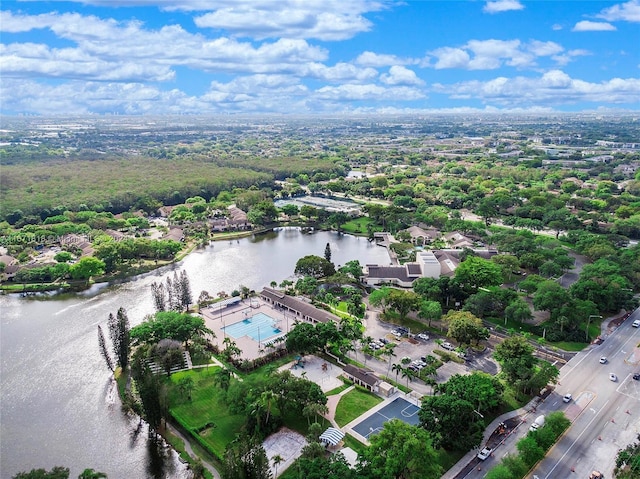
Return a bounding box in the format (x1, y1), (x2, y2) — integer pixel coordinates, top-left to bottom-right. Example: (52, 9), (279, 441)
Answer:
(0, 79), (186, 115)
(314, 83), (425, 101)
(597, 0), (640, 22)
(483, 0), (524, 14)
(193, 0), (391, 40)
(572, 21), (617, 31)
(433, 70), (640, 107)
(380, 66), (425, 86)
(428, 47), (471, 69)
(0, 11), (339, 82)
(0, 43), (175, 82)
(426, 39), (564, 70)
(355, 51), (412, 67)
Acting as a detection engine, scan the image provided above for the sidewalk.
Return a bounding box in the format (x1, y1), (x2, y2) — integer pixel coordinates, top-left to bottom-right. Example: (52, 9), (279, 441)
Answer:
(323, 385), (355, 427)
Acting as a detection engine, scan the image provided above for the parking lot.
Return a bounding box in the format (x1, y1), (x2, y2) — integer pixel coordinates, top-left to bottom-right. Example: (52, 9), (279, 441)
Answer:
(358, 309), (499, 393)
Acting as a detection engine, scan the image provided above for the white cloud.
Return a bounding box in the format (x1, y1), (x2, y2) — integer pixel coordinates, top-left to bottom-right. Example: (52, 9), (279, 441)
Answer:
(426, 39), (563, 70)
(572, 21), (617, 31)
(193, 0), (390, 40)
(301, 63), (379, 82)
(0, 43), (175, 82)
(483, 0), (524, 14)
(355, 51), (411, 67)
(434, 70), (640, 106)
(0, 11), (339, 82)
(315, 83), (425, 101)
(597, 0), (640, 22)
(527, 40), (564, 57)
(552, 49), (591, 66)
(428, 47), (471, 69)
(380, 66), (425, 86)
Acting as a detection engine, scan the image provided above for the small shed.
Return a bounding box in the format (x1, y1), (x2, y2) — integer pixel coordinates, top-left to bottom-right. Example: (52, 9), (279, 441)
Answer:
(378, 381), (395, 397)
(320, 427), (345, 450)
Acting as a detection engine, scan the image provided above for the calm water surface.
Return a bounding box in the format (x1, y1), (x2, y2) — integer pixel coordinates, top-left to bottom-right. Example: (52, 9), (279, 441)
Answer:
(0, 230), (389, 478)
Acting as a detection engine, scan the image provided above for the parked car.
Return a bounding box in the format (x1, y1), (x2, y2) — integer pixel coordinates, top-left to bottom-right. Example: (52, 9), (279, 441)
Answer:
(633, 373), (640, 380)
(477, 447), (492, 461)
(441, 342), (455, 351)
(563, 393), (572, 403)
(609, 373), (618, 382)
(416, 333), (430, 341)
(599, 356), (608, 364)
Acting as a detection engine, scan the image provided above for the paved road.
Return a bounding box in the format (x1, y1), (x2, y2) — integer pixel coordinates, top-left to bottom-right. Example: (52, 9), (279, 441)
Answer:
(459, 310), (640, 479)
(528, 310), (640, 479)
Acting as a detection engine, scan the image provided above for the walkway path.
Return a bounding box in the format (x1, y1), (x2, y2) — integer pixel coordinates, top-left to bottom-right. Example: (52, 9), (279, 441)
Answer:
(165, 421), (221, 479)
(323, 385), (355, 427)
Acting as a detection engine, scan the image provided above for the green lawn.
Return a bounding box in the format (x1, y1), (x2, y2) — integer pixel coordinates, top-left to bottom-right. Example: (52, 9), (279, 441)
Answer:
(334, 386), (383, 427)
(325, 383), (352, 396)
(340, 217), (379, 236)
(168, 368), (246, 459)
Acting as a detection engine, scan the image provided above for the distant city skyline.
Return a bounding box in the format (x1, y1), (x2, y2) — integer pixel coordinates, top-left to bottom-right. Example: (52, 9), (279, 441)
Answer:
(1, 0), (639, 115)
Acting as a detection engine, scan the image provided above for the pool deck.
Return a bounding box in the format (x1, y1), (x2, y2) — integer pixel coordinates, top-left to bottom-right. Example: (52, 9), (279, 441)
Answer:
(201, 298), (294, 361)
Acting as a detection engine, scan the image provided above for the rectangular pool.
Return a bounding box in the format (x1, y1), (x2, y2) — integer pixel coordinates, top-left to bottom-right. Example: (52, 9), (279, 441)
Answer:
(223, 312), (282, 342)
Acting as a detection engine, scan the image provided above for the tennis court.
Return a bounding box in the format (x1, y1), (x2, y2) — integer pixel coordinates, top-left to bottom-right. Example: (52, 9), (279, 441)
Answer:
(352, 397), (420, 439)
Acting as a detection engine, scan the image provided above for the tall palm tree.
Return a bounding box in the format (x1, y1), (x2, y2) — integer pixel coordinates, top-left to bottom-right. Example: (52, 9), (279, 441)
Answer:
(401, 367), (415, 388)
(272, 454), (284, 477)
(391, 363), (403, 384)
(303, 402), (329, 425)
(260, 390), (279, 424)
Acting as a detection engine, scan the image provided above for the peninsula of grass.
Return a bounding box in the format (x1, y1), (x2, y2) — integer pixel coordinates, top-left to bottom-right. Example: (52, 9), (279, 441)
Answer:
(334, 386), (384, 427)
(168, 367), (246, 460)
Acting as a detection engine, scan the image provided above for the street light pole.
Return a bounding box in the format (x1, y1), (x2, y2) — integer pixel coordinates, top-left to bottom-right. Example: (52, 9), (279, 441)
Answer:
(587, 314), (603, 341)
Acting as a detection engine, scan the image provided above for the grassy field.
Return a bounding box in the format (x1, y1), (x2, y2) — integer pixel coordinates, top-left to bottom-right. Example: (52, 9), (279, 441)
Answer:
(168, 368), (246, 459)
(340, 217), (379, 236)
(334, 386), (384, 427)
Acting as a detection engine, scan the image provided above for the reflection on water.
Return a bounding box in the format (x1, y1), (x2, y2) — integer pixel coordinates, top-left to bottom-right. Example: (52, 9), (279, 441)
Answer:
(0, 229), (389, 477)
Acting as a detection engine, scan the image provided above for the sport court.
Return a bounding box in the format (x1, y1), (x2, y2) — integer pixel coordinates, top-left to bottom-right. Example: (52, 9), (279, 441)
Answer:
(352, 397), (420, 439)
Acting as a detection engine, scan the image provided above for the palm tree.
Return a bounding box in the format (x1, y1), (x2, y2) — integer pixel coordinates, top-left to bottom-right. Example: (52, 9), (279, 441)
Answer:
(260, 390), (279, 424)
(401, 367), (415, 388)
(213, 368), (232, 391)
(177, 376), (194, 401)
(383, 345), (397, 378)
(272, 454), (284, 477)
(303, 402), (329, 425)
(391, 363), (403, 384)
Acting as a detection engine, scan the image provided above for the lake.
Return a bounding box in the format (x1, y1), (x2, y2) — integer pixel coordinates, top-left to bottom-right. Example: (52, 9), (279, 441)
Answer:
(0, 229), (389, 478)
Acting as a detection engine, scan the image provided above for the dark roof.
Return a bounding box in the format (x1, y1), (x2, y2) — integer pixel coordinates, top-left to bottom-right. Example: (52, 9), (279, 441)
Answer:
(366, 265), (410, 282)
(260, 287), (340, 324)
(343, 364), (380, 387)
(407, 263), (422, 276)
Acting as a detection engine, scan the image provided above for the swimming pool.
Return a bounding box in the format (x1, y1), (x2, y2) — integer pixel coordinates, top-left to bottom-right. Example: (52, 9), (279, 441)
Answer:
(223, 312), (282, 342)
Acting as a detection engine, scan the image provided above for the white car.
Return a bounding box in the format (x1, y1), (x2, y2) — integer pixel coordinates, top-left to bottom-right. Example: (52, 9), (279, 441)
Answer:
(599, 356), (608, 364)
(441, 342), (455, 351)
(610, 373), (618, 382)
(633, 319), (640, 328)
(563, 393), (572, 403)
(417, 333), (430, 341)
(477, 447), (492, 461)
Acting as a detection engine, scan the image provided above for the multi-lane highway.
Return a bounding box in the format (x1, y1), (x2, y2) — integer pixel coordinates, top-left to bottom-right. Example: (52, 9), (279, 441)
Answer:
(462, 309), (640, 479)
(529, 310), (640, 479)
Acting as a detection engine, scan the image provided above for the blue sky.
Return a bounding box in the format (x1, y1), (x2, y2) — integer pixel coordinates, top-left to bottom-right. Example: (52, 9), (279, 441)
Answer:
(1, 0), (639, 115)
